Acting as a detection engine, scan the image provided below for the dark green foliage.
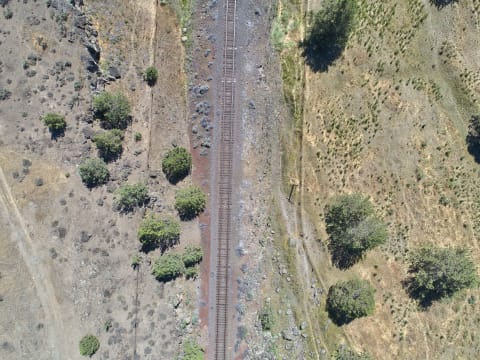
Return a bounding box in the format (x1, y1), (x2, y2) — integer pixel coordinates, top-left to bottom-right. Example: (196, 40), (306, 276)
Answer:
(326, 279), (375, 325)
(114, 183), (149, 212)
(138, 215), (180, 252)
(93, 91), (131, 129)
(302, 0), (356, 72)
(259, 304), (274, 331)
(332, 345), (372, 360)
(42, 113), (66, 135)
(162, 147), (192, 184)
(325, 194), (387, 269)
(78, 158), (109, 188)
(93, 129), (123, 161)
(152, 253), (185, 281)
(182, 246), (203, 267)
(467, 115), (480, 163)
(181, 339), (204, 360)
(144, 66), (158, 86)
(185, 266), (199, 280)
(175, 186), (206, 220)
(407, 246), (478, 306)
(79, 334), (100, 357)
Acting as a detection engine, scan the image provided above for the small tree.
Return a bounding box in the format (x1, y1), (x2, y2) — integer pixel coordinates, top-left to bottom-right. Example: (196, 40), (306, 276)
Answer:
(93, 91), (131, 129)
(325, 194), (387, 268)
(303, 0), (357, 71)
(162, 147), (192, 184)
(259, 303), (274, 331)
(79, 334), (100, 357)
(78, 158), (109, 188)
(152, 253), (185, 281)
(144, 66), (158, 86)
(43, 113), (66, 135)
(182, 246), (203, 267)
(175, 186), (206, 220)
(114, 183), (149, 212)
(93, 129), (123, 161)
(138, 215), (180, 252)
(407, 246), (478, 306)
(326, 278), (375, 325)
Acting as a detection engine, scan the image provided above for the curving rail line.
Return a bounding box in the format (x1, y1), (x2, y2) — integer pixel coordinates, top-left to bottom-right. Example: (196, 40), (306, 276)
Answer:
(211, 0), (237, 359)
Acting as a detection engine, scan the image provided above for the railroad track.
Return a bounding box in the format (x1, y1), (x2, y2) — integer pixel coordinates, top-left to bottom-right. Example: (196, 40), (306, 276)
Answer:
(212, 0), (237, 359)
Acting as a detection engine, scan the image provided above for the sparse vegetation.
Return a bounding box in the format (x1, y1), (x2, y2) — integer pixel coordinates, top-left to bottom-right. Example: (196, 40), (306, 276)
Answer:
(175, 186), (206, 220)
(93, 129), (123, 161)
(152, 253), (185, 282)
(78, 158), (109, 188)
(332, 345), (372, 360)
(138, 215), (180, 252)
(79, 334), (100, 357)
(325, 194), (387, 268)
(259, 303), (274, 331)
(144, 66), (158, 86)
(130, 254), (141, 269)
(326, 278), (375, 325)
(407, 246), (478, 306)
(114, 183), (149, 212)
(93, 91), (131, 129)
(42, 113), (66, 135)
(162, 146), (192, 184)
(134, 132), (142, 142)
(181, 245), (203, 267)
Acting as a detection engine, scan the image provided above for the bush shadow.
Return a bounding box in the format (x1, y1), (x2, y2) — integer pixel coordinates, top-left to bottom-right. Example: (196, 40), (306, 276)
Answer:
(328, 243), (363, 270)
(430, 0), (458, 9)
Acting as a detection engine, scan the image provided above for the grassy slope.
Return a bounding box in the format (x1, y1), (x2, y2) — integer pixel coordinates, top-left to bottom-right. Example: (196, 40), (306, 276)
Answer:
(277, 0), (480, 359)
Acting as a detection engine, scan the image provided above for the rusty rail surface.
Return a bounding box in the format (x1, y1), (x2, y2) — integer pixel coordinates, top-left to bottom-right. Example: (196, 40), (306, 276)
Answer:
(213, 0), (237, 359)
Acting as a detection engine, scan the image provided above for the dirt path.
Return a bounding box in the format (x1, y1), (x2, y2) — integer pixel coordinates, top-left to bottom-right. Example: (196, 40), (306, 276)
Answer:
(0, 166), (65, 360)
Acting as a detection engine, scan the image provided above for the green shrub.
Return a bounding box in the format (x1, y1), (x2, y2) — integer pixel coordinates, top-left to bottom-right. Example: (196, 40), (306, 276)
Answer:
(181, 339), (204, 360)
(144, 66), (158, 86)
(43, 113), (66, 134)
(79, 334), (100, 357)
(259, 303), (274, 331)
(93, 91), (131, 129)
(114, 183), (149, 212)
(175, 186), (206, 220)
(162, 147), (192, 184)
(152, 253), (185, 281)
(134, 132), (142, 142)
(78, 158), (109, 188)
(182, 246), (203, 267)
(138, 215), (180, 251)
(332, 345), (372, 360)
(407, 246), (478, 306)
(93, 129), (123, 161)
(326, 278), (375, 325)
(185, 266), (199, 280)
(325, 194), (387, 269)
(130, 254), (141, 269)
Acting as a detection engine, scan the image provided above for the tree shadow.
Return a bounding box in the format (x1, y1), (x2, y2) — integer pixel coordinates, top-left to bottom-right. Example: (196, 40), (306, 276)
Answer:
(300, 38), (344, 73)
(50, 129), (65, 140)
(466, 115), (480, 163)
(430, 0), (458, 9)
(328, 243), (363, 270)
(402, 277), (437, 309)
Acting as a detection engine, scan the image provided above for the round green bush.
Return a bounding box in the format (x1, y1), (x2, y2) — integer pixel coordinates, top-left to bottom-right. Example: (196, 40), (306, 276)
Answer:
(408, 246), (478, 306)
(79, 334), (100, 357)
(78, 158), (109, 188)
(326, 278), (375, 325)
(114, 183), (149, 212)
(152, 253), (185, 281)
(175, 186), (206, 220)
(144, 66), (158, 86)
(43, 113), (66, 133)
(162, 147), (192, 184)
(93, 129), (123, 161)
(93, 91), (131, 129)
(182, 245), (203, 267)
(138, 215), (180, 251)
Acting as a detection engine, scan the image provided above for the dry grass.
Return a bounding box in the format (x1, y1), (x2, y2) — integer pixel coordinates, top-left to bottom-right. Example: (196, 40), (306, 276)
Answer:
(278, 0), (480, 358)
